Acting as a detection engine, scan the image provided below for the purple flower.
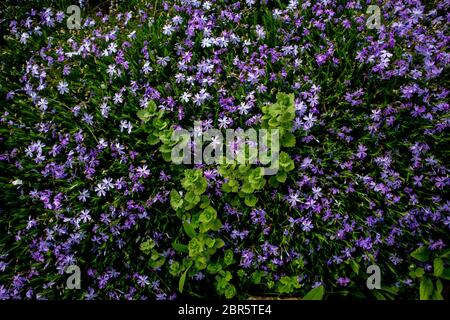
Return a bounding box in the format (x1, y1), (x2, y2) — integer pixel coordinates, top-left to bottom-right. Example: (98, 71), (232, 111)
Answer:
(337, 277), (351, 287)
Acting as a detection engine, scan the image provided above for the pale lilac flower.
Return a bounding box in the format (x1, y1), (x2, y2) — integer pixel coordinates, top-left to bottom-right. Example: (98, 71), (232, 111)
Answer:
(57, 81), (69, 94)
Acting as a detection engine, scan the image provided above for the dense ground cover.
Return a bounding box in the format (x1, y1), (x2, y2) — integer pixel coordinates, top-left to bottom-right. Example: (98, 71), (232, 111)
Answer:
(0, 0), (449, 300)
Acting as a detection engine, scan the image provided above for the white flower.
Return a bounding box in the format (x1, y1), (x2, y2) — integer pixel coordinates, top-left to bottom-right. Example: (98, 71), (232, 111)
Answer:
(210, 136), (222, 147)
(302, 219), (313, 232)
(162, 24), (174, 35)
(107, 64), (116, 77)
(94, 183), (106, 197)
(180, 92), (191, 103)
(107, 42), (118, 54)
(12, 179), (23, 186)
(295, 100), (307, 113)
(136, 165), (150, 178)
(142, 61), (153, 74)
(36, 98), (48, 111)
(312, 187), (323, 199)
(100, 103), (110, 118)
(102, 178), (114, 190)
(288, 192), (301, 207)
(238, 102), (252, 115)
(218, 116), (232, 129)
(57, 81), (69, 95)
(97, 138), (108, 149)
(255, 25), (266, 40)
(20, 32), (30, 44)
(203, 1), (212, 9)
(201, 37), (212, 48)
(119, 120), (133, 134)
(79, 209), (92, 223)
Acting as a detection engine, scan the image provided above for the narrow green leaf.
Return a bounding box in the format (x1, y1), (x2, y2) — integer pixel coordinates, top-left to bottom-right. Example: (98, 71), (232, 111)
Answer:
(411, 246), (429, 262)
(303, 285), (325, 300)
(183, 222), (197, 238)
(419, 278), (433, 300)
(179, 266), (190, 293)
(433, 258), (444, 277)
(371, 290), (386, 300)
(439, 268), (450, 280)
(172, 241), (188, 253)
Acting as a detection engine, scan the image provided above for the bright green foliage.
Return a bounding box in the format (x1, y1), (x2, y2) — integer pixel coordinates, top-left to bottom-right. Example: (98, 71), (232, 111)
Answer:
(408, 247), (449, 300)
(215, 271), (237, 299)
(139, 239), (166, 269)
(277, 276), (301, 294)
(181, 169), (208, 195)
(219, 93), (296, 207)
(262, 93), (296, 131)
(303, 286), (325, 300)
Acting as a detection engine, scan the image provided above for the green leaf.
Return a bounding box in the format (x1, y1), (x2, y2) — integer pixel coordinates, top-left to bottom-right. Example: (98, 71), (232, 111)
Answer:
(440, 268), (450, 280)
(188, 237), (204, 257)
(206, 238), (215, 248)
(149, 256), (165, 268)
(170, 189), (183, 210)
(371, 290), (386, 300)
(241, 182), (254, 194)
(251, 271), (264, 284)
(238, 164), (250, 173)
(147, 100), (157, 113)
(147, 133), (160, 145)
(224, 249), (234, 266)
(276, 171), (287, 183)
(411, 246), (429, 262)
(206, 263), (222, 274)
(277, 276), (300, 294)
(438, 249), (450, 259)
(419, 277), (433, 300)
(194, 255), (208, 270)
(350, 261), (360, 275)
(139, 239), (155, 254)
(269, 176), (280, 188)
(214, 238), (225, 249)
(210, 218), (222, 231)
(199, 206), (217, 224)
(431, 279), (444, 300)
(169, 261), (182, 276)
(431, 290), (444, 300)
(199, 196), (210, 209)
(137, 109), (151, 122)
(433, 258), (444, 277)
(244, 194), (258, 207)
(224, 285), (237, 299)
(412, 267), (425, 278)
(281, 132), (296, 147)
(161, 150), (172, 161)
(185, 190), (200, 205)
(172, 241), (188, 253)
(179, 266), (190, 293)
(435, 279), (443, 294)
(303, 286), (325, 300)
(183, 222), (197, 238)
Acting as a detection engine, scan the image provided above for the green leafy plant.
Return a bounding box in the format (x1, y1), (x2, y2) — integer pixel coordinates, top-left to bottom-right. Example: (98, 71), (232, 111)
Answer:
(277, 276), (301, 294)
(139, 239), (166, 269)
(409, 247), (450, 300)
